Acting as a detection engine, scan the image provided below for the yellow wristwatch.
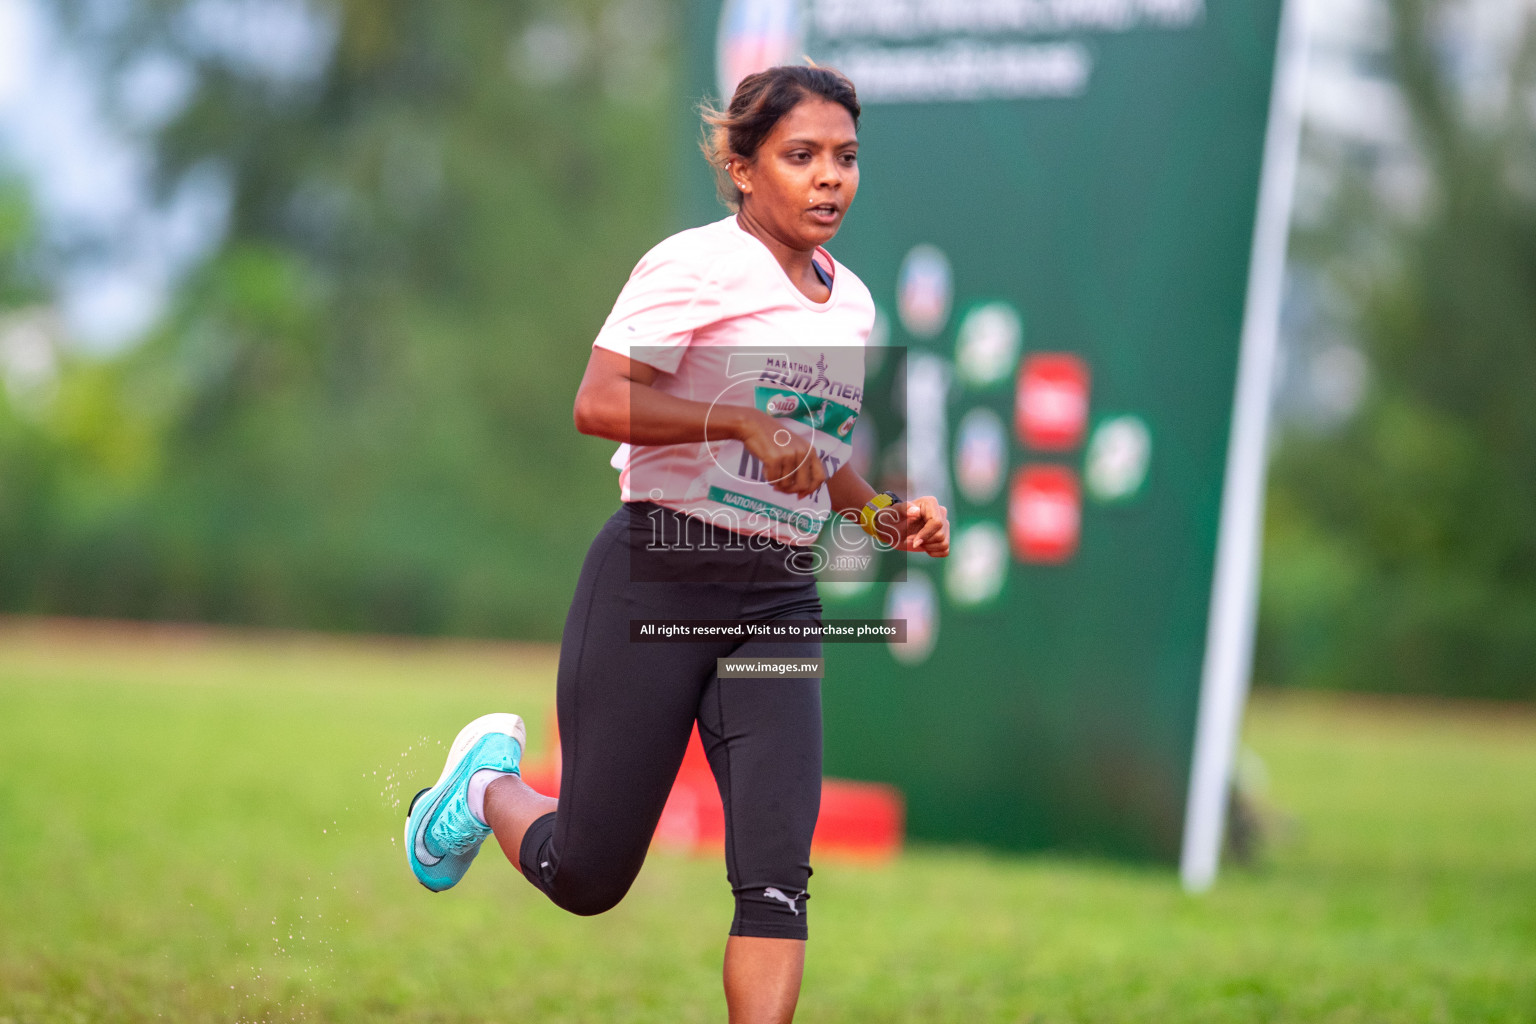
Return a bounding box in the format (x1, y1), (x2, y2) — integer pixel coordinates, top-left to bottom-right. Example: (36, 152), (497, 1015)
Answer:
(857, 490), (902, 539)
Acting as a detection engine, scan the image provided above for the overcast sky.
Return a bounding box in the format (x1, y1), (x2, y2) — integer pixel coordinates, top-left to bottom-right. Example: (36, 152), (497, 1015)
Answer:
(0, 0), (230, 351)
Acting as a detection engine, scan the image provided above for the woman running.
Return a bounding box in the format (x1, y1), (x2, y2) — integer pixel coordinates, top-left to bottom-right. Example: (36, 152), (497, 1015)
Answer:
(404, 64), (950, 1024)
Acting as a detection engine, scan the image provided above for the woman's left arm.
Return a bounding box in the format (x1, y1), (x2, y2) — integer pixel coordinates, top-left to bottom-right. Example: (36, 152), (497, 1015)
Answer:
(825, 462), (950, 557)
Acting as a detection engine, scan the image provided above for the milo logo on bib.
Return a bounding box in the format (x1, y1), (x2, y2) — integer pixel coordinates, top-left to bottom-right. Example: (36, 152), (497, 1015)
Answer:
(766, 393), (801, 417)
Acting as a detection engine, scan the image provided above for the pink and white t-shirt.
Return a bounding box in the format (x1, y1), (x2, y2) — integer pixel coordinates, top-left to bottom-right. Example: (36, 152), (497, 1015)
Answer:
(593, 215), (876, 547)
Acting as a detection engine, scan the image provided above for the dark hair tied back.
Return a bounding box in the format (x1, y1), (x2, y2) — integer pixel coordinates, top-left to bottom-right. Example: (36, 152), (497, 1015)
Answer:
(700, 63), (860, 210)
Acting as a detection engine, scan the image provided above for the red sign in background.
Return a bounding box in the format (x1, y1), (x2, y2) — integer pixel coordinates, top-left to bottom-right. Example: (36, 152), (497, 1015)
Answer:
(521, 717), (903, 860)
(1016, 353), (1091, 450)
(1009, 465), (1082, 563)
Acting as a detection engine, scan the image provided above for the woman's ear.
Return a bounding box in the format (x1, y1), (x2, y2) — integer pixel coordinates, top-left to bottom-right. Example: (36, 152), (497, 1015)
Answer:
(729, 156), (752, 196)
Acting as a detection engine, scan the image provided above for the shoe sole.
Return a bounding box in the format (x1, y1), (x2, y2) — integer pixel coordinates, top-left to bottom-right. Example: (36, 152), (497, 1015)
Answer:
(403, 712), (527, 887)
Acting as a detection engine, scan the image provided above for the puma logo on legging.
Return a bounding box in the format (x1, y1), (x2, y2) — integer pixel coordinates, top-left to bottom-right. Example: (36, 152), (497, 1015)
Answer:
(763, 887), (806, 915)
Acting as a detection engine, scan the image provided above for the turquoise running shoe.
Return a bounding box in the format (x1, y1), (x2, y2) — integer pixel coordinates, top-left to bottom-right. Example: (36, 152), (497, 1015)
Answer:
(405, 712), (526, 892)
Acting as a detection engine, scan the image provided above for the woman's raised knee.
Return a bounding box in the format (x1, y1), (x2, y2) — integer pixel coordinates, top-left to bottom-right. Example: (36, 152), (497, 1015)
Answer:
(551, 876), (634, 917)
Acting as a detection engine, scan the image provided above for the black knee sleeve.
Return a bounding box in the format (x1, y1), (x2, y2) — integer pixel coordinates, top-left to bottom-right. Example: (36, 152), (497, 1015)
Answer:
(731, 882), (810, 940)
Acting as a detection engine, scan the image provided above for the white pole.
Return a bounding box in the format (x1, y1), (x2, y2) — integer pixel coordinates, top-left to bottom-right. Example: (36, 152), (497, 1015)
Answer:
(1180, 0), (1311, 893)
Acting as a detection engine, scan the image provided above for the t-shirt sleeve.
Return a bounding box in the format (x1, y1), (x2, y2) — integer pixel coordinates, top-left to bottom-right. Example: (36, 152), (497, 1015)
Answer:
(592, 245), (723, 375)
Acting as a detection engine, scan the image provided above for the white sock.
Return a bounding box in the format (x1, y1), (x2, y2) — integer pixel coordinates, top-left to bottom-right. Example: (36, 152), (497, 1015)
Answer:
(468, 769), (516, 826)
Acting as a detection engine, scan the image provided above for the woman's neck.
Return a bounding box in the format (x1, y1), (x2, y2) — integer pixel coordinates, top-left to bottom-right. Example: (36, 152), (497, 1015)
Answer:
(735, 209), (827, 302)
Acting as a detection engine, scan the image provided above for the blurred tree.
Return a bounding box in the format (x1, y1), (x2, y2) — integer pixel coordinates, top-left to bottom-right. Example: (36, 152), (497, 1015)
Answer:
(0, 177), (38, 308)
(2, 0), (682, 637)
(1259, 0), (1536, 699)
(0, 174), (61, 608)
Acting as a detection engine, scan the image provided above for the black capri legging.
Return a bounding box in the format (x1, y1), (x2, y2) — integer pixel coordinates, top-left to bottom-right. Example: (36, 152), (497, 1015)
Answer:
(519, 501), (824, 939)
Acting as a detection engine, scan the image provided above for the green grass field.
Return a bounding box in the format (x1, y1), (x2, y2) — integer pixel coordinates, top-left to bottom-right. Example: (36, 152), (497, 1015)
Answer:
(1, 618), (1533, 1023)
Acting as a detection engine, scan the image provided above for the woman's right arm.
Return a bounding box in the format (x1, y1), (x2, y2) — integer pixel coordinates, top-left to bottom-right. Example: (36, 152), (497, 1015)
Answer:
(572, 347), (827, 498)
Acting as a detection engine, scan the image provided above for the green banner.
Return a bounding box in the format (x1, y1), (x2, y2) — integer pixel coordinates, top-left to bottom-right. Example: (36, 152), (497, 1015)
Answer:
(682, 0), (1297, 874)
